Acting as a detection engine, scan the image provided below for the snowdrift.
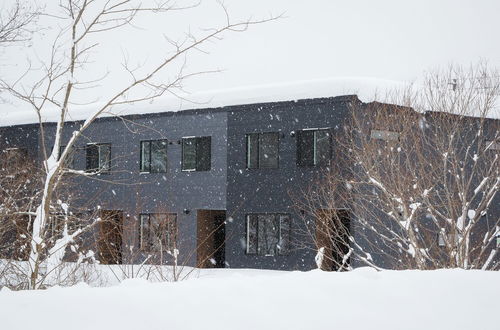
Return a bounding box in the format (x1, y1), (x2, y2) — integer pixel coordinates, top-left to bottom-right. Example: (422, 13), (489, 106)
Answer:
(0, 268), (498, 330)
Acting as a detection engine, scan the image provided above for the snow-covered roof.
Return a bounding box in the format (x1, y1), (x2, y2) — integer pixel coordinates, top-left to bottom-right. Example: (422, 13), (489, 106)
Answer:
(0, 77), (404, 126)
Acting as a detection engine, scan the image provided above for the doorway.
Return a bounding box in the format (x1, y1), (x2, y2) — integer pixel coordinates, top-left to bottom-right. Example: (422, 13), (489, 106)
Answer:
(197, 210), (226, 268)
(98, 210), (123, 264)
(316, 209), (351, 271)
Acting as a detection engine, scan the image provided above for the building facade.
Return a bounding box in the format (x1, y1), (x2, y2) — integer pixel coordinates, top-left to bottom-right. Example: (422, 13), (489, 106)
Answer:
(1, 94), (499, 270)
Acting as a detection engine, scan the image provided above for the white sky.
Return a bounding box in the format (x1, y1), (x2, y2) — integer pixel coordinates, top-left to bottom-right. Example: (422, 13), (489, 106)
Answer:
(1, 0), (499, 124)
(195, 0), (500, 87)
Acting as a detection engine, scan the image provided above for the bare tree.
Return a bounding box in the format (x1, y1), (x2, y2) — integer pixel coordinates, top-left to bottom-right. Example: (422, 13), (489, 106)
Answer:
(1, 0), (278, 289)
(0, 1), (39, 46)
(298, 64), (500, 271)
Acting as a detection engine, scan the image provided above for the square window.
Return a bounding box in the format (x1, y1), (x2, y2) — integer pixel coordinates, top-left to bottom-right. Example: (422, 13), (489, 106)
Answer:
(140, 140), (167, 173)
(297, 129), (331, 167)
(139, 213), (177, 252)
(486, 140), (500, 151)
(86, 143), (111, 173)
(182, 136), (211, 171)
(246, 214), (291, 256)
(246, 132), (279, 169)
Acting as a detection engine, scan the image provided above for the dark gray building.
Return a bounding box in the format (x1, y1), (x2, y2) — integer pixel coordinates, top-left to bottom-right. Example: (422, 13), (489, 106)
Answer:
(1, 94), (499, 271)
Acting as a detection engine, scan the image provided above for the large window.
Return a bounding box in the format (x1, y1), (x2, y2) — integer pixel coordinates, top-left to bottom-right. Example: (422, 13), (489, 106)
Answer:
(182, 136), (211, 171)
(139, 213), (177, 252)
(296, 129), (331, 167)
(140, 140), (168, 173)
(246, 132), (279, 169)
(246, 214), (291, 256)
(86, 143), (111, 173)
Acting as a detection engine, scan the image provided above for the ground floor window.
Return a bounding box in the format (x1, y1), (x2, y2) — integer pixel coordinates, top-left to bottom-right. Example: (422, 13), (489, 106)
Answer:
(246, 213), (290, 256)
(139, 213), (177, 252)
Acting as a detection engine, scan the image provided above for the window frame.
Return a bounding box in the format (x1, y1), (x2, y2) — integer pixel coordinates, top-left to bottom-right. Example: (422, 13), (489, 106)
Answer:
(139, 213), (177, 252)
(140, 139), (168, 173)
(245, 213), (291, 256)
(370, 129), (400, 141)
(245, 132), (280, 169)
(296, 128), (332, 167)
(181, 136), (212, 172)
(85, 143), (111, 173)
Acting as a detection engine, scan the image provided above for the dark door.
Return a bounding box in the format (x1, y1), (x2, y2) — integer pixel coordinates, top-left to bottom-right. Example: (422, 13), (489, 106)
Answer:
(331, 210), (351, 271)
(212, 214), (226, 268)
(98, 210), (123, 264)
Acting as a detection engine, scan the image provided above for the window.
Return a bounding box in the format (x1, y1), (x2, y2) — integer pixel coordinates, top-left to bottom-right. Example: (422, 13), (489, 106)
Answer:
(86, 143), (111, 173)
(246, 214), (290, 256)
(246, 132), (279, 169)
(58, 145), (74, 169)
(370, 129), (400, 141)
(182, 136), (211, 171)
(139, 213), (177, 251)
(2, 147), (27, 162)
(496, 235), (500, 248)
(140, 140), (168, 173)
(486, 140), (500, 151)
(296, 129), (331, 167)
(438, 232), (459, 247)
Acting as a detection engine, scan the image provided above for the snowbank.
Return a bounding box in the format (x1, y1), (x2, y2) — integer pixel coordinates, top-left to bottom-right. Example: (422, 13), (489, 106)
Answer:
(0, 268), (498, 330)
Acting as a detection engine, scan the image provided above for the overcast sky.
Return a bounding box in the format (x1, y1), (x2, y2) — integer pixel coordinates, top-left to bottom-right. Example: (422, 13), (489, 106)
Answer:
(194, 0), (500, 88)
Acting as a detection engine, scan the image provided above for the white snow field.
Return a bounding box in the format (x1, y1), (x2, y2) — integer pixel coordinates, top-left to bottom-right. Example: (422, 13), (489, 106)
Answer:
(0, 268), (499, 330)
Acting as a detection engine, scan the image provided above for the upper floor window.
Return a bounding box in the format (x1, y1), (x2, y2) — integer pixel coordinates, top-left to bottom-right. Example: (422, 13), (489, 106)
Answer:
(246, 132), (279, 169)
(140, 140), (167, 173)
(296, 129), (331, 167)
(486, 140), (499, 151)
(139, 213), (177, 252)
(182, 136), (211, 171)
(246, 213), (290, 256)
(370, 129), (400, 141)
(86, 143), (111, 173)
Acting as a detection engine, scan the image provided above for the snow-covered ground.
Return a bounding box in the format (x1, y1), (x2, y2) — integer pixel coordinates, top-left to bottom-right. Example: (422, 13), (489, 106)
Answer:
(1, 268), (499, 330)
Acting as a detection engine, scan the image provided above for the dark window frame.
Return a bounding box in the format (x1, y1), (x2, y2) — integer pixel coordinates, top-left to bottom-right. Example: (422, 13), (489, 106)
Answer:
(245, 132), (280, 169)
(140, 139), (168, 173)
(245, 213), (291, 256)
(296, 128), (333, 167)
(85, 143), (111, 173)
(181, 136), (211, 172)
(139, 213), (177, 252)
